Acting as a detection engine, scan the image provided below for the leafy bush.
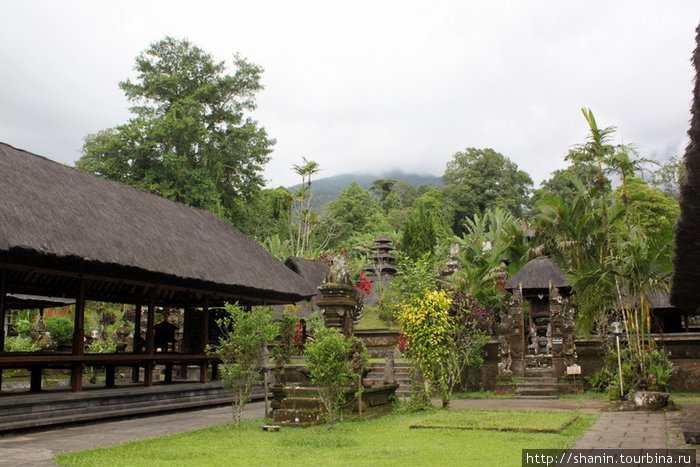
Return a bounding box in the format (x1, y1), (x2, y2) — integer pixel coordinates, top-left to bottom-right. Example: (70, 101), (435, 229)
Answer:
(211, 303), (278, 426)
(304, 327), (352, 428)
(87, 338), (116, 353)
(11, 316), (33, 337)
(4, 336), (41, 352)
(397, 289), (454, 407)
(45, 316), (74, 347)
(645, 349), (673, 392)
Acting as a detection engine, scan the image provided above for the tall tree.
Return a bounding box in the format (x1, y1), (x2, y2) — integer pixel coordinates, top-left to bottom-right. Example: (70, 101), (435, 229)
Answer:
(292, 157), (321, 257)
(442, 148), (532, 235)
(400, 189), (450, 261)
(650, 156), (686, 201)
(314, 182), (385, 251)
(76, 37), (274, 225)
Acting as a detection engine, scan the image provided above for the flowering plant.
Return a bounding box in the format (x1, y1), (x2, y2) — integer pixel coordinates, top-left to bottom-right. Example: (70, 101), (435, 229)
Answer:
(355, 272), (373, 298)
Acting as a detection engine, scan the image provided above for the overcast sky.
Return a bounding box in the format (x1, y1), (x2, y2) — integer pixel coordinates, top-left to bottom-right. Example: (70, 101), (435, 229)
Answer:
(1, 1), (698, 189)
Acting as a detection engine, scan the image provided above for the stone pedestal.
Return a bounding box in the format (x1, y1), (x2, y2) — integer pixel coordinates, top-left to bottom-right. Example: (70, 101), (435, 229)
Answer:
(317, 283), (362, 337)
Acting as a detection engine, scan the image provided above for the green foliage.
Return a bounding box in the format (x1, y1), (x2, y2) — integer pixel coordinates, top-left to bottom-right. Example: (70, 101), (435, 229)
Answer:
(442, 147), (533, 234)
(44, 316), (74, 347)
(10, 310), (37, 337)
(315, 182), (387, 251)
(448, 208), (532, 312)
(616, 176), (679, 242)
(303, 327), (352, 428)
(649, 155), (686, 200)
(400, 190), (450, 261)
(87, 338), (117, 354)
(77, 37), (274, 228)
(531, 162), (608, 208)
(211, 303), (279, 426)
(246, 187), (294, 245)
(3, 336), (41, 352)
(397, 289), (454, 407)
(276, 310), (300, 361)
(645, 349), (674, 392)
(380, 254), (435, 322)
(305, 310), (326, 337)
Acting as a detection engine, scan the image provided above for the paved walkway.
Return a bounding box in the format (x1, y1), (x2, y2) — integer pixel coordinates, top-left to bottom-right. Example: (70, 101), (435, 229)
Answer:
(0, 399), (697, 466)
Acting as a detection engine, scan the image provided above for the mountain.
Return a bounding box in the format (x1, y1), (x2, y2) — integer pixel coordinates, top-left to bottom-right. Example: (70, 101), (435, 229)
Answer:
(288, 170), (444, 213)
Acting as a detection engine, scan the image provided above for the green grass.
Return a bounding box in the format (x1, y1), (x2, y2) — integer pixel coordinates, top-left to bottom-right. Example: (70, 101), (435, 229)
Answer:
(670, 392), (700, 403)
(355, 306), (399, 330)
(56, 409), (597, 466)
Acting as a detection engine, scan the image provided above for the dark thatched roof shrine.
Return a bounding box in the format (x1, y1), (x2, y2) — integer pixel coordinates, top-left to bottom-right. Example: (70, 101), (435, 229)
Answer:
(0, 143), (316, 306)
(505, 256), (570, 293)
(671, 24), (700, 315)
(284, 257), (330, 290)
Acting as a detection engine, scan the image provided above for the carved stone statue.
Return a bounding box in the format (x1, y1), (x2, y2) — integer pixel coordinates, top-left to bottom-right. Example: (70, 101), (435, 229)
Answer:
(497, 335), (513, 378)
(30, 317), (56, 350)
(273, 354), (286, 387)
(383, 351), (396, 385)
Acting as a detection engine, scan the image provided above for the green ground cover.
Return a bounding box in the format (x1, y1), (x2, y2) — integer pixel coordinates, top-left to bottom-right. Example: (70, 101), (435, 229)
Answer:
(56, 409), (597, 466)
(355, 306), (398, 330)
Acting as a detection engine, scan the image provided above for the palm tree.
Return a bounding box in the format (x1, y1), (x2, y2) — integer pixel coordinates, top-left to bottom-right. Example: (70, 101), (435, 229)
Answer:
(291, 157), (320, 256)
(605, 149), (658, 208)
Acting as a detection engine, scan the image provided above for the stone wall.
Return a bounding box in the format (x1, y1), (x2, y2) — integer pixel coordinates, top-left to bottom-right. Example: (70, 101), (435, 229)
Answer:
(479, 333), (700, 392)
(356, 329), (700, 392)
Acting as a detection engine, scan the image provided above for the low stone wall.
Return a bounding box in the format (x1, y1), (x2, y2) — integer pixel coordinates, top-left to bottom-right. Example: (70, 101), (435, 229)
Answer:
(479, 333), (700, 392)
(356, 329), (700, 392)
(355, 329), (400, 357)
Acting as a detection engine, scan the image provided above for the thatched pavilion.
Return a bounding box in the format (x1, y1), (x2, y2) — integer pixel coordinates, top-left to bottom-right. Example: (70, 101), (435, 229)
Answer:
(671, 24), (700, 317)
(0, 142), (316, 393)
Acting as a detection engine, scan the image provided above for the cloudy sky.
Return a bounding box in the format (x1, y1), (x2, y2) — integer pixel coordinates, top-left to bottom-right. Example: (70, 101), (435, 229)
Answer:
(1, 1), (698, 189)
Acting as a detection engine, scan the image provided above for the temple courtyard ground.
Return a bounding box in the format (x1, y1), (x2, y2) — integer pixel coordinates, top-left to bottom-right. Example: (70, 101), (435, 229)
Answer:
(0, 399), (697, 466)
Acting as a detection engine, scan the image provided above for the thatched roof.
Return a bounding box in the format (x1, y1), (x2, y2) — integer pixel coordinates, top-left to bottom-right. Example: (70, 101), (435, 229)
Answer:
(671, 23), (700, 315)
(283, 257), (330, 289)
(0, 143), (316, 306)
(5, 294), (75, 310)
(505, 256), (569, 292)
(272, 257), (329, 319)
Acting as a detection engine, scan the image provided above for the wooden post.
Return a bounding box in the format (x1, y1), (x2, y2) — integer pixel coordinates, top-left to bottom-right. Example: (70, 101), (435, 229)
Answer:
(144, 290), (155, 386)
(105, 365), (115, 387)
(132, 302), (142, 382)
(0, 269), (6, 391)
(71, 279), (86, 392)
(30, 368), (42, 392)
(0, 269), (6, 354)
(200, 298), (209, 383)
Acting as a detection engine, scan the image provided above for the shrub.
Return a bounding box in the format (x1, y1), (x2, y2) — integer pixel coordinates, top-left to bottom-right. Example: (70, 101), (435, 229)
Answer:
(304, 327), (352, 428)
(211, 303), (278, 426)
(4, 336), (41, 352)
(45, 316), (74, 347)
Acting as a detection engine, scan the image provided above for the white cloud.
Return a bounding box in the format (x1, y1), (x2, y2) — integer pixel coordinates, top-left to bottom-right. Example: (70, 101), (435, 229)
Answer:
(1, 0), (697, 189)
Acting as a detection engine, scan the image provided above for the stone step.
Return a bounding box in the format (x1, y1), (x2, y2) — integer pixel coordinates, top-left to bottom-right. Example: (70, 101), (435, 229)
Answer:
(513, 395), (558, 399)
(272, 408), (324, 427)
(280, 397), (323, 410)
(516, 379), (558, 386)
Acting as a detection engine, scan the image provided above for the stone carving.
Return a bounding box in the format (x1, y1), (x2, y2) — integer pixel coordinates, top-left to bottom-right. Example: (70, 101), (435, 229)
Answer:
(30, 317), (56, 350)
(497, 335), (513, 378)
(273, 354), (286, 387)
(383, 351), (396, 385)
(350, 352), (364, 378)
(114, 318), (131, 352)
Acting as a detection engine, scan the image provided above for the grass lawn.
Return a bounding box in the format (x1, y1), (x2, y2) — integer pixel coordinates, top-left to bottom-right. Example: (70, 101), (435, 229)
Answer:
(355, 306), (399, 330)
(56, 409), (597, 466)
